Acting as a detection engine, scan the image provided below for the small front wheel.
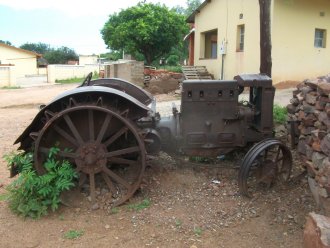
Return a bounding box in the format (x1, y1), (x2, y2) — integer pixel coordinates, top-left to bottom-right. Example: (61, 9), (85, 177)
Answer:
(238, 139), (292, 197)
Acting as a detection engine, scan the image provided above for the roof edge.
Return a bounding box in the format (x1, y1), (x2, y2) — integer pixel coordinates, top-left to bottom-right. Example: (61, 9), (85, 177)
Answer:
(186, 0), (212, 23)
(0, 43), (42, 58)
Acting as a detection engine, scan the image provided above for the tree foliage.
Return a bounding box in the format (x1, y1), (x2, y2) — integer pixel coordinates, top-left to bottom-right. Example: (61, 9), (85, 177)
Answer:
(20, 42), (50, 55)
(185, 0), (202, 16)
(101, 3), (189, 65)
(19, 42), (78, 64)
(0, 40), (12, 46)
(43, 47), (78, 64)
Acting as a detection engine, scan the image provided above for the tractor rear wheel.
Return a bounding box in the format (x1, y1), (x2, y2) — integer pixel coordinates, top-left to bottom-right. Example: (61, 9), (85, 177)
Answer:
(33, 105), (146, 206)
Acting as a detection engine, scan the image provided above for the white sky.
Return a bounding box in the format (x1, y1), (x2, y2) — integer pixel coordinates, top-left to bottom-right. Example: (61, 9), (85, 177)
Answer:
(0, 0), (188, 54)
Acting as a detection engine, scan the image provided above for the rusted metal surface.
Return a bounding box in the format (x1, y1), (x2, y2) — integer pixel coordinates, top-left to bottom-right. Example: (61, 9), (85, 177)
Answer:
(15, 73), (293, 206)
(15, 86), (150, 151)
(238, 138), (292, 197)
(175, 74), (275, 157)
(33, 104), (146, 206)
(87, 78), (154, 106)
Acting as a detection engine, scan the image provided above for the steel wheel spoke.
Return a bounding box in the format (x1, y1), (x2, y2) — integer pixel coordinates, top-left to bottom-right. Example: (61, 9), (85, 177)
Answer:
(105, 146), (140, 158)
(53, 124), (78, 146)
(101, 172), (117, 195)
(96, 114), (112, 143)
(102, 166), (131, 190)
(108, 157), (138, 166)
(39, 147), (77, 158)
(104, 126), (128, 147)
(89, 172), (96, 202)
(64, 114), (84, 145)
(274, 146), (281, 162)
(263, 149), (268, 161)
(79, 173), (87, 186)
(88, 109), (95, 141)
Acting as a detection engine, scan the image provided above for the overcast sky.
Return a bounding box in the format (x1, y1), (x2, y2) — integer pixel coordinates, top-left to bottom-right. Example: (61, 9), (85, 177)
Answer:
(0, 0), (188, 55)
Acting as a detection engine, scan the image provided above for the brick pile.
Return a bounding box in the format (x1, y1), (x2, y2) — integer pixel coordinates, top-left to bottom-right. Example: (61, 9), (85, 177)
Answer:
(286, 75), (330, 215)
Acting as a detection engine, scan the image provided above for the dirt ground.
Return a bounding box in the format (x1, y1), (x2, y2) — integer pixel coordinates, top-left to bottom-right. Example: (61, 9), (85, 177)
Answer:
(0, 83), (317, 248)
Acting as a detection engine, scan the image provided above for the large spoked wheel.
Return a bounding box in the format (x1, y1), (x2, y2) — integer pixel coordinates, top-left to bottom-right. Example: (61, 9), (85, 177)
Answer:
(238, 138), (292, 197)
(34, 105), (146, 206)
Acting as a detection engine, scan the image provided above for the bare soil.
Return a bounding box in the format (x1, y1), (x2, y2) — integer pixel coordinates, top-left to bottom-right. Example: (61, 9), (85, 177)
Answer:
(0, 84), (316, 248)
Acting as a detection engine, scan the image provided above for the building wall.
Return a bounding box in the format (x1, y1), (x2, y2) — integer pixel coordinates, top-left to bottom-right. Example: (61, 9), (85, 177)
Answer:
(193, 0), (330, 84)
(0, 46), (38, 77)
(104, 61), (144, 87)
(47, 64), (99, 83)
(79, 55), (99, 65)
(0, 66), (16, 87)
(194, 0), (261, 80)
(272, 0), (330, 83)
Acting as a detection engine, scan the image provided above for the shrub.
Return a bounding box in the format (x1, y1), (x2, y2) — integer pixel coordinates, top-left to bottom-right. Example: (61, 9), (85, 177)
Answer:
(273, 104), (288, 124)
(4, 148), (78, 218)
(166, 55), (179, 66)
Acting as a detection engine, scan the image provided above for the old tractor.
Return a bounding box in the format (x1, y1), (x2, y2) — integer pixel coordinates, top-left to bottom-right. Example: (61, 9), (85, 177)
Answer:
(14, 72), (292, 206)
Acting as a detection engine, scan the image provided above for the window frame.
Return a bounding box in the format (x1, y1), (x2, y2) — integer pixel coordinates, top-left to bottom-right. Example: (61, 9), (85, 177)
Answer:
(200, 29), (218, 59)
(236, 24), (245, 52)
(314, 28), (326, 48)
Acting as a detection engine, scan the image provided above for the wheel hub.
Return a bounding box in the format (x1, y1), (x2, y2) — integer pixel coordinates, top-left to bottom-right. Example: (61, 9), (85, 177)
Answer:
(75, 142), (107, 174)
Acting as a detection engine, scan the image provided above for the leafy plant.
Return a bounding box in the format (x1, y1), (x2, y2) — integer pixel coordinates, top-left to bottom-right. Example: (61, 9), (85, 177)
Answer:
(4, 148), (78, 218)
(63, 230), (84, 239)
(127, 198), (151, 211)
(193, 226), (202, 236)
(273, 104), (288, 124)
(175, 219), (182, 227)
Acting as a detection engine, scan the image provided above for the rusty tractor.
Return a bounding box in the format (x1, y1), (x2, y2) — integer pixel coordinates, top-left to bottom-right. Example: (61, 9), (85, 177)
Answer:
(14, 72), (292, 206)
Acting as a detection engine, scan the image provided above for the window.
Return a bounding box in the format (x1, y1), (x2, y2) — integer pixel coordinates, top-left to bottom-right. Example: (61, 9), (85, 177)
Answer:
(201, 29), (218, 59)
(236, 25), (245, 52)
(314, 29), (326, 48)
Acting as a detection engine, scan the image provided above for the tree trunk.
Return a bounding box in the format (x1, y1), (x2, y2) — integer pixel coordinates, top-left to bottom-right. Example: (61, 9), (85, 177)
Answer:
(259, 0), (272, 77)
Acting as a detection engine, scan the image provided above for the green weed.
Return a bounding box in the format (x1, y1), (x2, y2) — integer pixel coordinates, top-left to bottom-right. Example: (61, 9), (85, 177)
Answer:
(0, 194), (8, 201)
(63, 230), (84, 239)
(4, 148), (78, 218)
(273, 104), (288, 124)
(175, 219), (182, 227)
(110, 207), (119, 214)
(193, 226), (202, 237)
(127, 198), (151, 211)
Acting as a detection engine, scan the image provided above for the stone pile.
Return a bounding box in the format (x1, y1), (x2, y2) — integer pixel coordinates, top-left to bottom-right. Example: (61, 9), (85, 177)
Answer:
(286, 74), (330, 215)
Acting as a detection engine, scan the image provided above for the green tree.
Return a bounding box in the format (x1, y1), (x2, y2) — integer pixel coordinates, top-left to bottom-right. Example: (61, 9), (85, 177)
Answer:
(20, 42), (50, 55)
(101, 3), (188, 65)
(185, 0), (202, 16)
(0, 40), (12, 46)
(44, 47), (78, 64)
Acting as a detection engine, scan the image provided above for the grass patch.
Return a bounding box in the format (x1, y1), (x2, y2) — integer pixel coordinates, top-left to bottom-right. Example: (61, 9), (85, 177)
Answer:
(1, 86), (21, 89)
(56, 74), (99, 84)
(110, 207), (119, 214)
(0, 194), (8, 201)
(63, 230), (84, 239)
(273, 104), (288, 124)
(127, 198), (151, 211)
(159, 65), (182, 73)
